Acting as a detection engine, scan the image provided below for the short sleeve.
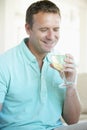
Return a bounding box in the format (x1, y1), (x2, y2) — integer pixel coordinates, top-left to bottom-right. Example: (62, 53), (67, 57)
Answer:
(0, 62), (8, 103)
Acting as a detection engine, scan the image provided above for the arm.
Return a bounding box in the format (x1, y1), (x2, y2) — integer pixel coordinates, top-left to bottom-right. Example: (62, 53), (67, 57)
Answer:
(62, 54), (81, 124)
(62, 85), (81, 124)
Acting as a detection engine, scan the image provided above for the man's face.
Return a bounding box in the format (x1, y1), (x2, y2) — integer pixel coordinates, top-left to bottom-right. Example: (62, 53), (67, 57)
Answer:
(26, 12), (61, 55)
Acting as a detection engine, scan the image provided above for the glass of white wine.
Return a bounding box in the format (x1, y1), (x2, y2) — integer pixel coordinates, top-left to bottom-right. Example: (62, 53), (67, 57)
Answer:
(51, 54), (75, 87)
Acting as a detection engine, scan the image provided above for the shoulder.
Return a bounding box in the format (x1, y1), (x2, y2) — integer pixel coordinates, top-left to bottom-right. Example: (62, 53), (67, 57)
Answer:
(0, 44), (21, 64)
(0, 45), (21, 81)
(0, 38), (27, 64)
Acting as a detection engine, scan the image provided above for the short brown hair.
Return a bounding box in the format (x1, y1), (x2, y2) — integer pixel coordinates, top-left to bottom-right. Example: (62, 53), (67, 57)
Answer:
(26, 0), (61, 28)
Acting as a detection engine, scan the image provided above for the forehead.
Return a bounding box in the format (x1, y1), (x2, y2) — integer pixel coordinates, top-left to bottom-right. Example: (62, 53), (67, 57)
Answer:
(33, 12), (61, 27)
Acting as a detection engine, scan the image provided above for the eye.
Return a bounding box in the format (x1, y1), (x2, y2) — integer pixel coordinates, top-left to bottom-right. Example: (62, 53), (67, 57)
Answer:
(39, 28), (48, 32)
(53, 28), (60, 32)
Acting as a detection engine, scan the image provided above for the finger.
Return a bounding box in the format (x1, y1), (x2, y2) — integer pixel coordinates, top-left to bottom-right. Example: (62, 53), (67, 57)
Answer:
(64, 58), (77, 70)
(64, 63), (76, 69)
(65, 53), (74, 59)
(64, 68), (76, 73)
(65, 56), (74, 63)
(63, 63), (77, 73)
(65, 54), (75, 64)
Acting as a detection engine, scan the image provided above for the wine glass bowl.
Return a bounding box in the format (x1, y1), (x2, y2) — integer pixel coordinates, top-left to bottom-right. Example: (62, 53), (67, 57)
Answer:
(51, 54), (65, 72)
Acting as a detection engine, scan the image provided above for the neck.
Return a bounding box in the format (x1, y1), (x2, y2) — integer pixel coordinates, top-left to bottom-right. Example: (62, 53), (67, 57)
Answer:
(26, 40), (47, 69)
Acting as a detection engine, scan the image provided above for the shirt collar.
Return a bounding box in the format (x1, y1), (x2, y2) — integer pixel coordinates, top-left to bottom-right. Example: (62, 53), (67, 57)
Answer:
(20, 38), (51, 64)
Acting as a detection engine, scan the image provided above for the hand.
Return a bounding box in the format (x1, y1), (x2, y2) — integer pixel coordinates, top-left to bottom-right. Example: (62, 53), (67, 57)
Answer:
(63, 54), (77, 84)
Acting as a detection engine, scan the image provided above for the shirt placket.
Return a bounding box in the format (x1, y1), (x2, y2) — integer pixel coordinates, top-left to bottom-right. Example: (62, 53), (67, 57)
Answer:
(40, 73), (47, 103)
(40, 60), (49, 104)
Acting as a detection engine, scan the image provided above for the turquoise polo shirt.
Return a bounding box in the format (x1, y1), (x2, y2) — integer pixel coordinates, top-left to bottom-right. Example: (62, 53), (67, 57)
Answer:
(0, 38), (66, 130)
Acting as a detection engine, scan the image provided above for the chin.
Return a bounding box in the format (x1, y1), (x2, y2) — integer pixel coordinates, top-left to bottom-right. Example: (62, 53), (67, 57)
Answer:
(45, 50), (51, 53)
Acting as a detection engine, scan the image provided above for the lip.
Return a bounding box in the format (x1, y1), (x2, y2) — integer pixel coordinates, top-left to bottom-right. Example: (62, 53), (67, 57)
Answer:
(43, 40), (55, 46)
(43, 40), (54, 44)
(45, 43), (54, 47)
(41, 40), (56, 50)
(44, 43), (56, 51)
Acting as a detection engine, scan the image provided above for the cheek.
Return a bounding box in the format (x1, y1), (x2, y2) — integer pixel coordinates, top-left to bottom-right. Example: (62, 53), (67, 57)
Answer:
(56, 35), (60, 41)
(55, 32), (60, 40)
(33, 30), (43, 39)
(35, 33), (46, 42)
(30, 31), (39, 41)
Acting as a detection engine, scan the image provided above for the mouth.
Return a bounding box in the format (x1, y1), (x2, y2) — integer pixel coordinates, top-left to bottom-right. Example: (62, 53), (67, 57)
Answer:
(42, 40), (56, 48)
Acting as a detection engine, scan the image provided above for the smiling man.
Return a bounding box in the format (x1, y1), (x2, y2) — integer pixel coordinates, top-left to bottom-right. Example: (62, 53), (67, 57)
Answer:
(0, 0), (87, 130)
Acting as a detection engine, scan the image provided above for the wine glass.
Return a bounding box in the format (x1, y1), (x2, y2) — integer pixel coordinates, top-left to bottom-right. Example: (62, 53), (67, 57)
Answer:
(51, 54), (75, 87)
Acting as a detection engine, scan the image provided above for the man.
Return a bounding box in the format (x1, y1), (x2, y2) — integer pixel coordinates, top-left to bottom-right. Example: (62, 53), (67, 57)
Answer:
(0, 0), (87, 130)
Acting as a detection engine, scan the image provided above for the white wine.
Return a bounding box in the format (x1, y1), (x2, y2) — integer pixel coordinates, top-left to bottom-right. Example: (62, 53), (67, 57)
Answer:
(51, 55), (65, 71)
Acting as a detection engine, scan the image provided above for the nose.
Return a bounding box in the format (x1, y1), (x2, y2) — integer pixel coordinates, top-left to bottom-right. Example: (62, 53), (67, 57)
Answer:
(46, 30), (55, 40)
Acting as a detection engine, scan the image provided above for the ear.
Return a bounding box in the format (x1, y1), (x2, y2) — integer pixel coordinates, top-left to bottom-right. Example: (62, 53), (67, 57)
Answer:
(25, 23), (31, 35)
